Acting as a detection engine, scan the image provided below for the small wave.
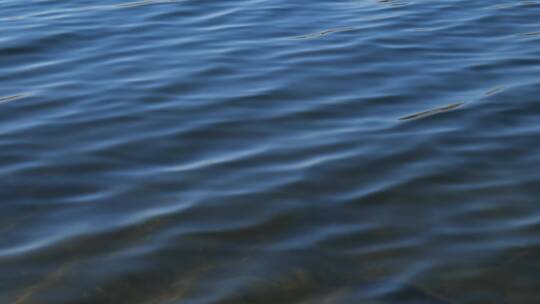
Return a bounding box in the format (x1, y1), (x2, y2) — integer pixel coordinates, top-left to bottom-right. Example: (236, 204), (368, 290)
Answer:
(0, 94), (28, 105)
(289, 27), (355, 40)
(518, 31), (540, 38)
(116, 0), (178, 9)
(399, 102), (464, 121)
(376, 0), (410, 7)
(484, 86), (505, 96)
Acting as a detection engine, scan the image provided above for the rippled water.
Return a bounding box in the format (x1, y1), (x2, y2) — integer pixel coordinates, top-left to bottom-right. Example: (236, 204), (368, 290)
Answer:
(2, 0), (540, 303)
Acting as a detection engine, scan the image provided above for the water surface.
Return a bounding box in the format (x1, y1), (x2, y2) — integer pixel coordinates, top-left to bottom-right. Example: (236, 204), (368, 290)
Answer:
(2, 0), (540, 303)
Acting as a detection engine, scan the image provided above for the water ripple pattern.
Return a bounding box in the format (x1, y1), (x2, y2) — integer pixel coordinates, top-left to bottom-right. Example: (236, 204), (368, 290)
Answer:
(2, 0), (540, 303)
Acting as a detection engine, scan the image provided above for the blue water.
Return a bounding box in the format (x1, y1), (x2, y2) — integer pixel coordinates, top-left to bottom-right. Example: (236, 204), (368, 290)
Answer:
(2, 0), (540, 303)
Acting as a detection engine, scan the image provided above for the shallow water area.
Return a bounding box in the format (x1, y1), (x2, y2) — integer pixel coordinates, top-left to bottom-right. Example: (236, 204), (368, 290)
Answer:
(2, 0), (540, 303)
